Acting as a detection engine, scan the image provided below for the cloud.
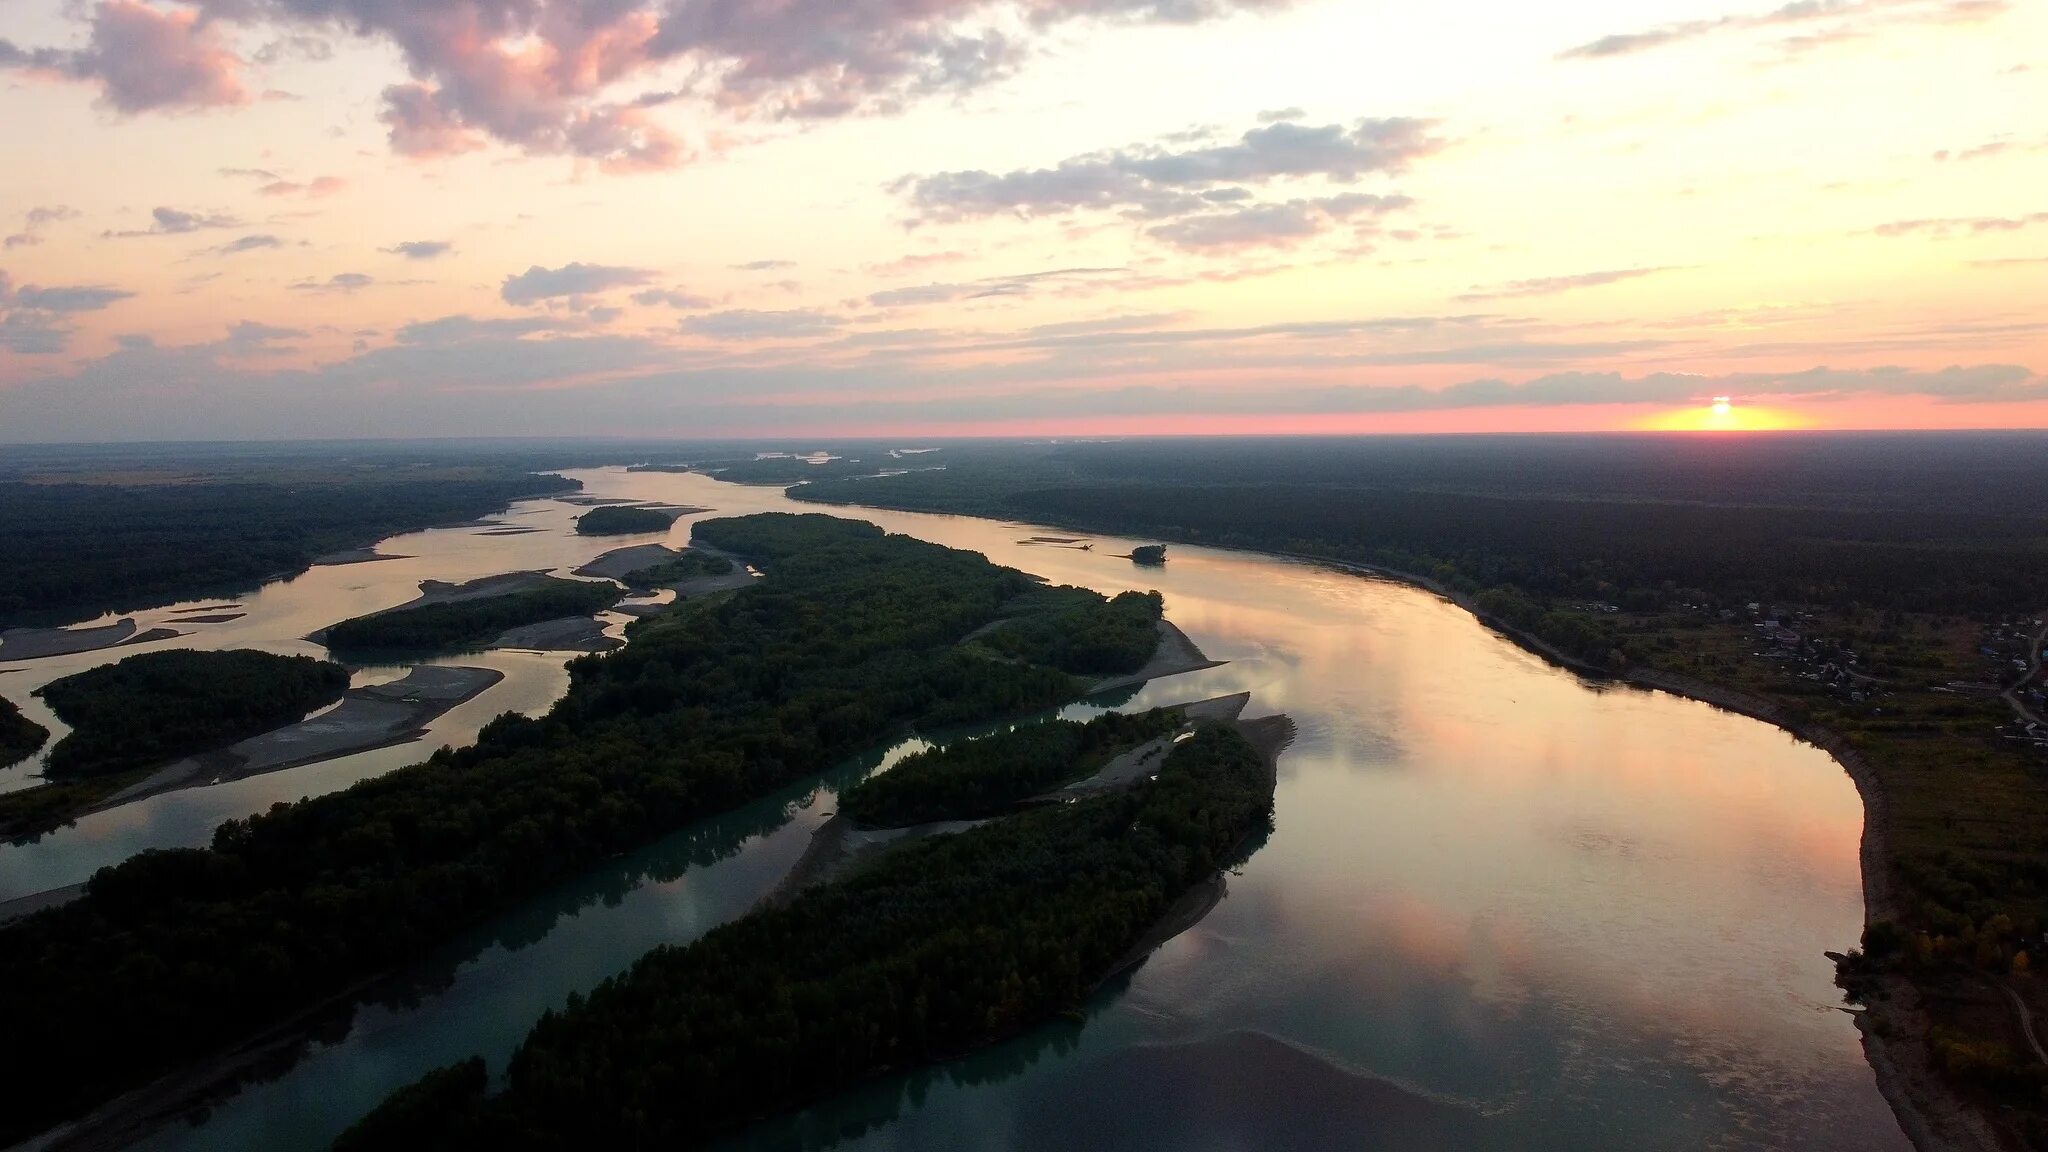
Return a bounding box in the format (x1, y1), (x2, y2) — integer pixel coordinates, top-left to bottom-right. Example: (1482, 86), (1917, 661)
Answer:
(1146, 193), (1410, 251)
(290, 272), (374, 293)
(631, 288), (714, 309)
(1559, 0), (2007, 61)
(501, 262), (656, 305)
(867, 266), (1127, 307)
(210, 234), (286, 255)
(1871, 211), (2048, 237)
(1456, 267), (1678, 301)
(679, 309), (841, 340)
(257, 175), (348, 197)
(902, 117), (1442, 223)
(0, 0), (247, 113)
(384, 240), (454, 260)
(0, 271), (136, 354)
(3, 205), (80, 249)
(397, 314), (567, 344)
(732, 259), (797, 272)
(105, 206), (241, 237)
(223, 319), (306, 350)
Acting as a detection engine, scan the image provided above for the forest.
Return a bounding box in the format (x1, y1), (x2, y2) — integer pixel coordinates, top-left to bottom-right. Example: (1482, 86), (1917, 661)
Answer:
(975, 588), (1165, 675)
(37, 649), (352, 778)
(322, 579), (624, 654)
(0, 466), (577, 626)
(621, 551), (734, 587)
(0, 696), (48, 769)
(574, 506), (675, 535)
(337, 724), (1275, 1149)
(0, 513), (1147, 1145)
(838, 707), (1183, 827)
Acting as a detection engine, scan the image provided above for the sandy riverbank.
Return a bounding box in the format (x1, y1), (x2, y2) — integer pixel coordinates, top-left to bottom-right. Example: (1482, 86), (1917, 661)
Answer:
(0, 621), (185, 662)
(490, 616), (621, 653)
(1088, 619), (1227, 694)
(91, 665), (504, 812)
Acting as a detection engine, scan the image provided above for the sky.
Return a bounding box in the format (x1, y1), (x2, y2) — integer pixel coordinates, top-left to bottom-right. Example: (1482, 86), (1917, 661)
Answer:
(0, 0), (2044, 441)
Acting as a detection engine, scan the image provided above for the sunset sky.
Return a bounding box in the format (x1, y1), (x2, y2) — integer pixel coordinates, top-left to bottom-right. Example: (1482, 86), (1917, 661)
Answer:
(1, 0), (2044, 440)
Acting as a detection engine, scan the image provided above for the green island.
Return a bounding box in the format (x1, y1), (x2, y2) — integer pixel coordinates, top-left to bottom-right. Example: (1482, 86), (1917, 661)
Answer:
(322, 578), (624, 654)
(974, 587), (1164, 675)
(574, 505), (676, 535)
(38, 649), (352, 779)
(620, 551), (734, 588)
(339, 723), (1275, 1149)
(0, 513), (1175, 1145)
(0, 464), (576, 626)
(839, 707), (1183, 827)
(793, 436), (2048, 1146)
(0, 695), (49, 769)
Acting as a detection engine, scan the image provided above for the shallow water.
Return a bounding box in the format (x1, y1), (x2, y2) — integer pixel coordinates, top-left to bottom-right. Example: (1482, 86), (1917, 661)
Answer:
(4, 468), (1905, 1150)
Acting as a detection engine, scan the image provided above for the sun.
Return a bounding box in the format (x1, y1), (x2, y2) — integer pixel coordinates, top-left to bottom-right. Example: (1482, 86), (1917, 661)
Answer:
(1636, 397), (1809, 432)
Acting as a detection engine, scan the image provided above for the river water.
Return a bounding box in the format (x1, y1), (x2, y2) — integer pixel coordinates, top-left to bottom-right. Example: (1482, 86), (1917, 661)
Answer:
(0, 467), (1907, 1151)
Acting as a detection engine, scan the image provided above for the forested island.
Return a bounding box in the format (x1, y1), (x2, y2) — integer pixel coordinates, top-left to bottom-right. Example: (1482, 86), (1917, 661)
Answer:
(340, 723), (1276, 1148)
(621, 551), (734, 587)
(838, 707), (1183, 827)
(322, 578), (624, 655)
(0, 465), (576, 626)
(793, 434), (2048, 1146)
(574, 506), (676, 535)
(973, 587), (1164, 675)
(0, 696), (48, 768)
(0, 513), (1182, 1146)
(38, 649), (352, 778)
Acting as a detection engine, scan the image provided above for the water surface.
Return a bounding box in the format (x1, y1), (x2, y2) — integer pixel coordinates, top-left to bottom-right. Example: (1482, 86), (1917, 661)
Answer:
(3, 468), (1902, 1150)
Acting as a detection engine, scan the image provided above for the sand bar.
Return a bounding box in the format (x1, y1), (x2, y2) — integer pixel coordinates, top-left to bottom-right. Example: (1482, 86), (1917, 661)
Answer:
(491, 617), (621, 653)
(0, 621), (184, 662)
(1088, 618), (1227, 694)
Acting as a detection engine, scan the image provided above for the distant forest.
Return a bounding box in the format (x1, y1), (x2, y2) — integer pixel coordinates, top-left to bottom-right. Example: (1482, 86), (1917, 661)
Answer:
(0, 513), (1156, 1144)
(0, 467), (576, 626)
(37, 649), (351, 778)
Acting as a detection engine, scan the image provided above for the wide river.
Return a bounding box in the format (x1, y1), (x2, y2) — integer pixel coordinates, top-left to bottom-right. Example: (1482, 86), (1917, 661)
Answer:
(0, 467), (1908, 1151)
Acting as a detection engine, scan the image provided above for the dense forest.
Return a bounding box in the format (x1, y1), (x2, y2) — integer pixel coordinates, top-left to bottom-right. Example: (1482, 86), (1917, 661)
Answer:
(621, 551), (734, 587)
(975, 588), (1165, 675)
(322, 580), (624, 654)
(339, 724), (1274, 1149)
(0, 696), (48, 768)
(839, 707), (1183, 828)
(0, 467), (577, 626)
(0, 514), (1144, 1144)
(574, 506), (675, 535)
(37, 649), (351, 778)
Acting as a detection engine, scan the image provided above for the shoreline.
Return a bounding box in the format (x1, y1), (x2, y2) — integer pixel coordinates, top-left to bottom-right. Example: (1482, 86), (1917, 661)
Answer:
(805, 496), (1971, 1152)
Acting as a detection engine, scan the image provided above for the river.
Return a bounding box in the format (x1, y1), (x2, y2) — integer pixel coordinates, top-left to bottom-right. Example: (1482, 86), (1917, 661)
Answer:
(0, 467), (1907, 1151)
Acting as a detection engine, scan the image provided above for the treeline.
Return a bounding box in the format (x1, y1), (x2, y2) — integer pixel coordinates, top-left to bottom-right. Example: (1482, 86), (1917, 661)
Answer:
(574, 506), (675, 535)
(338, 724), (1275, 1150)
(803, 472), (2048, 618)
(0, 696), (48, 769)
(977, 589), (1164, 675)
(0, 468), (577, 625)
(323, 580), (623, 654)
(839, 707), (1183, 827)
(37, 649), (351, 778)
(0, 514), (1124, 1144)
(621, 551), (733, 588)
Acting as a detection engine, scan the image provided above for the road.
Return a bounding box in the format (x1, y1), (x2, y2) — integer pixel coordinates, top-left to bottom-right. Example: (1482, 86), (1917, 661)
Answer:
(2003, 615), (2048, 728)
(2005, 983), (2048, 1065)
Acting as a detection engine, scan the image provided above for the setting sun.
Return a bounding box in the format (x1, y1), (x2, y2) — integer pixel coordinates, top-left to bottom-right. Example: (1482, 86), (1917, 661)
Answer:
(1636, 399), (1810, 432)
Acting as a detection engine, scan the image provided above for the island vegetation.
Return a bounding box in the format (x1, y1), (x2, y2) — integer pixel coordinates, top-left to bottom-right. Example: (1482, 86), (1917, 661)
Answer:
(974, 587), (1164, 676)
(0, 513), (1165, 1145)
(37, 649), (352, 779)
(339, 724), (1274, 1149)
(574, 506), (676, 535)
(620, 551), (734, 587)
(322, 579), (624, 655)
(0, 465), (577, 626)
(794, 433), (2048, 1145)
(0, 696), (48, 769)
(839, 707), (1184, 827)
